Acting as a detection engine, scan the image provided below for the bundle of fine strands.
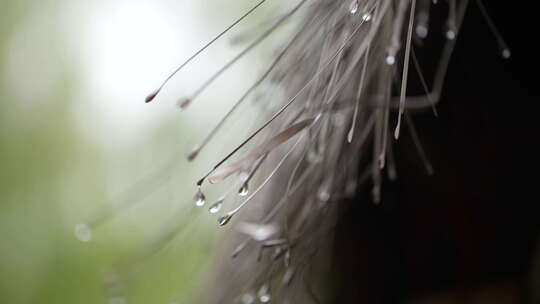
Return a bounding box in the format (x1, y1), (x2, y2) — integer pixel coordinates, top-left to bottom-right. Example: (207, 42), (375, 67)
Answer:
(78, 0), (509, 303)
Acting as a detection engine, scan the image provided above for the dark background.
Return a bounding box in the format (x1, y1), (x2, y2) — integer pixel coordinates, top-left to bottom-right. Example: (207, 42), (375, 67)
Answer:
(333, 1), (539, 303)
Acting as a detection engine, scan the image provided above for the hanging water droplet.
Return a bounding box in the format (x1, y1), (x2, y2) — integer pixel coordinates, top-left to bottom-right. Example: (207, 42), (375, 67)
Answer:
(361, 12), (372, 22)
(394, 119), (402, 139)
(317, 188), (330, 202)
(218, 212), (233, 226)
(194, 188), (206, 207)
(258, 284), (271, 303)
(501, 48), (511, 59)
(208, 199), (223, 214)
(238, 183), (249, 196)
(446, 30), (456, 40)
(241, 293), (255, 304)
(415, 25), (428, 38)
(349, 0), (359, 14)
(386, 55), (396, 65)
(74, 223), (92, 242)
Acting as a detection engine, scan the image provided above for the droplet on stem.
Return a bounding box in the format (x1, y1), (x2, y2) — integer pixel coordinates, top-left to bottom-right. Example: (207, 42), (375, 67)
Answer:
(317, 188), (330, 202)
(218, 212), (233, 226)
(208, 198), (224, 214)
(415, 25), (428, 38)
(258, 284), (271, 303)
(361, 12), (372, 22)
(446, 29), (456, 40)
(386, 55), (396, 65)
(501, 48), (511, 59)
(238, 183), (249, 196)
(349, 0), (359, 14)
(194, 188), (206, 207)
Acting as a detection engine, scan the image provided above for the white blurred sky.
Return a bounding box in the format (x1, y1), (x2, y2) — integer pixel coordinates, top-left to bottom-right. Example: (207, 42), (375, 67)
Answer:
(3, 0), (273, 149)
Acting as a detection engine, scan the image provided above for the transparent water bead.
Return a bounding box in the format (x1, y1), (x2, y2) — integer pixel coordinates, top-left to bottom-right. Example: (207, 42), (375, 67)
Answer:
(386, 55), (396, 65)
(501, 48), (511, 59)
(446, 30), (456, 40)
(416, 25), (428, 38)
(258, 284), (271, 303)
(194, 188), (206, 207)
(349, 0), (359, 14)
(218, 213), (233, 226)
(208, 199), (223, 214)
(74, 223), (92, 242)
(361, 12), (372, 22)
(317, 188), (330, 202)
(238, 183), (249, 196)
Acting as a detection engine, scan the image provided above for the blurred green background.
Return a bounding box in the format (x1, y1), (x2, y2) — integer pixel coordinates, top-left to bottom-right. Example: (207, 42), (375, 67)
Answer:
(0, 0), (285, 303)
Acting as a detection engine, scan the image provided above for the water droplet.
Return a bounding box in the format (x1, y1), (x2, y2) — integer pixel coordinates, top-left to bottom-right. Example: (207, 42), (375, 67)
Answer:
(145, 88), (160, 103)
(349, 0), (359, 14)
(194, 188), (206, 207)
(238, 183), (249, 196)
(317, 188), (330, 202)
(446, 30), (456, 40)
(218, 212), (233, 226)
(501, 48), (511, 59)
(394, 119), (401, 139)
(241, 293), (255, 304)
(74, 223), (92, 242)
(415, 25), (428, 38)
(177, 97), (192, 110)
(208, 199), (223, 214)
(258, 284), (271, 303)
(361, 13), (372, 22)
(386, 55), (395, 65)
